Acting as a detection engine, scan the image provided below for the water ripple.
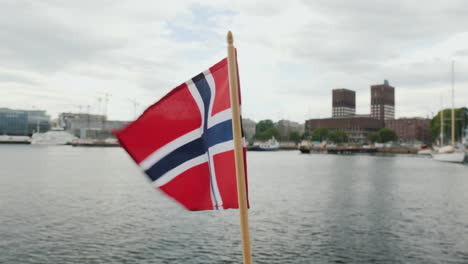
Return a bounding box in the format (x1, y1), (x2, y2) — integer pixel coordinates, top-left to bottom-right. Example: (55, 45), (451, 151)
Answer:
(1, 147), (467, 263)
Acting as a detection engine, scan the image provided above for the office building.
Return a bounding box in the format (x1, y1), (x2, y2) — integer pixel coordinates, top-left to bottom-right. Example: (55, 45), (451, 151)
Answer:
(332, 89), (356, 117)
(371, 80), (395, 120)
(0, 108), (50, 136)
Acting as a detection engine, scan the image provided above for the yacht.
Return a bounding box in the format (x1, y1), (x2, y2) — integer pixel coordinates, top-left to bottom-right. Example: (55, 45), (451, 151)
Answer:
(432, 145), (465, 163)
(432, 61), (466, 163)
(0, 135), (31, 144)
(71, 138), (120, 147)
(417, 144), (432, 155)
(417, 149), (433, 155)
(298, 140), (312, 153)
(463, 127), (468, 155)
(249, 137), (279, 151)
(31, 128), (76, 145)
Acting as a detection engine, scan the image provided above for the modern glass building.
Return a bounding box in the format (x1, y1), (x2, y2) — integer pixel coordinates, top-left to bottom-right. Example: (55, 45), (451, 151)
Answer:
(0, 108), (50, 136)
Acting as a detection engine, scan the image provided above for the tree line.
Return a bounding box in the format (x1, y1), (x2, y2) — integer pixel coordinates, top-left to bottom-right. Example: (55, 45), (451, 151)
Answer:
(430, 107), (468, 142)
(253, 120), (302, 143)
(306, 127), (396, 143)
(252, 119), (398, 144)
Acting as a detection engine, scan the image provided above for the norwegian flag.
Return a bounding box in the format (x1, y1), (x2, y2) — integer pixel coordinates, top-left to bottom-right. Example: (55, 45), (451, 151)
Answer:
(114, 58), (248, 211)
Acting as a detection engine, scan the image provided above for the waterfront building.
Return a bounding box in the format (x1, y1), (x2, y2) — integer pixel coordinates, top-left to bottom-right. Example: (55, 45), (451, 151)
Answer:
(371, 80), (395, 120)
(332, 89), (356, 117)
(306, 116), (383, 143)
(0, 108), (50, 136)
(66, 119), (128, 139)
(59, 112), (128, 139)
(275, 119), (304, 138)
(0, 108), (28, 136)
(385, 118), (431, 144)
(242, 118), (256, 141)
(58, 112), (107, 130)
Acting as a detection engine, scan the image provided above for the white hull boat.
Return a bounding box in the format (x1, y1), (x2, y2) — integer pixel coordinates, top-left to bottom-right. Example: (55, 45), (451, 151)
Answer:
(432, 151), (466, 163)
(249, 137), (279, 151)
(432, 146), (465, 163)
(417, 149), (432, 155)
(31, 130), (76, 145)
(0, 135), (31, 144)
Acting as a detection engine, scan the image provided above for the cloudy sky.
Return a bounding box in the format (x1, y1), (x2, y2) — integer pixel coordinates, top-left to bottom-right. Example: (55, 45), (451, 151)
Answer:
(1, 0), (468, 123)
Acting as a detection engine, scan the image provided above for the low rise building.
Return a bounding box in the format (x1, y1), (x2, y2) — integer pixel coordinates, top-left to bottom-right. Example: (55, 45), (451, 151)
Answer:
(384, 118), (431, 144)
(242, 118), (256, 141)
(66, 119), (129, 139)
(59, 112), (128, 139)
(275, 119), (304, 138)
(58, 113), (107, 129)
(306, 116), (384, 143)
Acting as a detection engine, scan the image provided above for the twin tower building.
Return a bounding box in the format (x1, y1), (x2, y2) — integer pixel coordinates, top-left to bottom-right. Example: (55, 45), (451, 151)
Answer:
(332, 80), (395, 121)
(306, 80), (431, 144)
(305, 80), (395, 143)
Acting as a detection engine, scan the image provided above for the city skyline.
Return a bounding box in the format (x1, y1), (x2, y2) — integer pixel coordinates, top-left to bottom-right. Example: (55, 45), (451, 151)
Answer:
(1, 1), (468, 123)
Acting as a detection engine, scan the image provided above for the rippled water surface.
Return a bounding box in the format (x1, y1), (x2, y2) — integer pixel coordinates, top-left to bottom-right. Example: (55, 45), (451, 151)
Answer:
(1, 145), (468, 263)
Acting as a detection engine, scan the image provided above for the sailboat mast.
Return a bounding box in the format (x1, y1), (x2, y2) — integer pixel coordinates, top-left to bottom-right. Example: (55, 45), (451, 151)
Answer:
(451, 60), (455, 146)
(441, 108), (444, 146)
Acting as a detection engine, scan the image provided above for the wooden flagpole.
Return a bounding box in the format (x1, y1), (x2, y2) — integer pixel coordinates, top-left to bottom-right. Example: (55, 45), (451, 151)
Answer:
(227, 31), (253, 264)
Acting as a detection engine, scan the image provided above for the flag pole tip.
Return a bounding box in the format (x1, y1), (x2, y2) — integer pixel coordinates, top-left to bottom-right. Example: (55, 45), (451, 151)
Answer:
(227, 31), (234, 44)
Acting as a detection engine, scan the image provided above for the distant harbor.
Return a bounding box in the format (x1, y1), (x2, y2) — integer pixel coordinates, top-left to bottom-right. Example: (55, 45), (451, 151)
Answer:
(1, 80), (467, 156)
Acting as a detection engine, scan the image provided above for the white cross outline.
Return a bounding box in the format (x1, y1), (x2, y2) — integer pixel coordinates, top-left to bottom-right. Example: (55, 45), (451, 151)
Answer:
(139, 68), (235, 210)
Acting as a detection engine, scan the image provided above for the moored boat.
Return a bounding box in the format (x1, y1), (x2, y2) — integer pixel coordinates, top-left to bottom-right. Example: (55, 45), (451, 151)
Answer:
(432, 61), (466, 163)
(249, 137), (279, 151)
(432, 150), (465, 163)
(298, 140), (311, 153)
(417, 149), (432, 155)
(71, 138), (120, 147)
(0, 135), (31, 144)
(31, 129), (76, 145)
(417, 144), (432, 155)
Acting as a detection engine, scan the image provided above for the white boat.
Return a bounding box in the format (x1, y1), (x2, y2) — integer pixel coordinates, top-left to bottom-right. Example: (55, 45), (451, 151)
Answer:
(0, 135), (31, 144)
(31, 129), (76, 145)
(463, 127), (468, 154)
(432, 61), (466, 163)
(71, 138), (120, 147)
(417, 149), (432, 155)
(432, 140), (466, 163)
(250, 137), (279, 151)
(298, 140), (312, 153)
(432, 150), (465, 163)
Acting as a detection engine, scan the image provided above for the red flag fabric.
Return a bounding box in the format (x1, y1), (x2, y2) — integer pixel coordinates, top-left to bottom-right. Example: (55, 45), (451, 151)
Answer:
(114, 58), (248, 211)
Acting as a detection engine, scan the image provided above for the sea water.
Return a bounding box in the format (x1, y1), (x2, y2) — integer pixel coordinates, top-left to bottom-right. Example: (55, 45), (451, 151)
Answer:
(1, 146), (467, 263)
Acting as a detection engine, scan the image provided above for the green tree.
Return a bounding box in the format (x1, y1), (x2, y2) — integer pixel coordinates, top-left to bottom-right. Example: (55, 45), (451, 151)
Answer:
(255, 120), (274, 135)
(328, 130), (348, 143)
(368, 131), (380, 143)
(311, 127), (329, 141)
(255, 127), (280, 141)
(254, 120), (280, 141)
(288, 131), (301, 143)
(378, 128), (397, 143)
(430, 107), (468, 142)
(301, 131), (311, 140)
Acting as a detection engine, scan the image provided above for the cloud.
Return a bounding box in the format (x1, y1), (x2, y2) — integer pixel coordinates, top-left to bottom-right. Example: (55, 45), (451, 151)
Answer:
(1, 0), (468, 122)
(0, 71), (38, 85)
(0, 2), (123, 73)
